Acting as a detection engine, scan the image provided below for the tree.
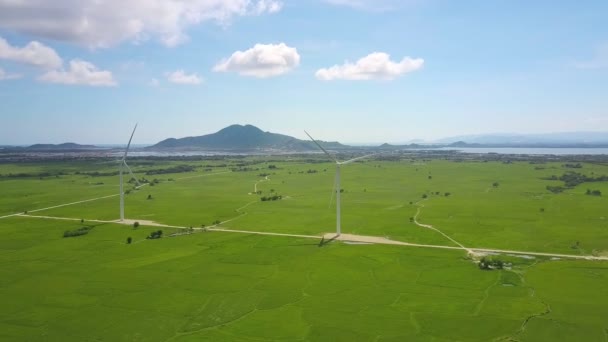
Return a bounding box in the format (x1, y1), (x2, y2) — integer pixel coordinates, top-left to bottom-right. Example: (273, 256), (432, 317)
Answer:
(493, 182), (499, 188)
(540, 208), (545, 212)
(133, 221), (140, 228)
(147, 194), (153, 200)
(428, 175), (432, 180)
(127, 237), (132, 244)
(422, 194), (428, 199)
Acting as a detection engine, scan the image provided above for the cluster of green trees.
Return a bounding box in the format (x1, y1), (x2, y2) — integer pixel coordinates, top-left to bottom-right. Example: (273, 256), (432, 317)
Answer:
(145, 165), (195, 175)
(563, 163), (583, 169)
(545, 172), (608, 188)
(261, 195), (282, 202)
(231, 167), (258, 172)
(546, 185), (565, 194)
(63, 226), (93, 238)
(1, 171), (68, 179)
(586, 189), (602, 196)
(77, 171), (118, 177)
(478, 257), (505, 270)
(146, 230), (163, 239)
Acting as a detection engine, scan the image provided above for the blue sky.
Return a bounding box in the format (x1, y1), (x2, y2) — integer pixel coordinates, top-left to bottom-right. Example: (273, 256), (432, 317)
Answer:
(0, 0), (607, 145)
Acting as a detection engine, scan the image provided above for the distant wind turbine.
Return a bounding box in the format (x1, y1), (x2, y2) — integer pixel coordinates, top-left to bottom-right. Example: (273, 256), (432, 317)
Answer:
(119, 124), (141, 222)
(305, 131), (376, 236)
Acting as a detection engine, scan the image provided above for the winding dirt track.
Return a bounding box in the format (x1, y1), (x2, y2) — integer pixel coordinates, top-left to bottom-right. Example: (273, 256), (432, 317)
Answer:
(2, 171), (607, 262)
(14, 214), (608, 261)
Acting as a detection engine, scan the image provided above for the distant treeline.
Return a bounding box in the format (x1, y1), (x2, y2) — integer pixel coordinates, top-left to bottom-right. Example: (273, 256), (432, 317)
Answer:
(145, 165), (196, 175)
(76, 171), (119, 177)
(0, 171), (68, 179)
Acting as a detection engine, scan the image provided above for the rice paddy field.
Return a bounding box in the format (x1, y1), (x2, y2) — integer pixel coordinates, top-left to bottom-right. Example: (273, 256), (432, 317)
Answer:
(1, 154), (607, 341)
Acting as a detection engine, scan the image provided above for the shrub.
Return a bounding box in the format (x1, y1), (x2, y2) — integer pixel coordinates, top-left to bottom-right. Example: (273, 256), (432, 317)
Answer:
(63, 226), (93, 238)
(127, 237), (132, 244)
(147, 230), (163, 239)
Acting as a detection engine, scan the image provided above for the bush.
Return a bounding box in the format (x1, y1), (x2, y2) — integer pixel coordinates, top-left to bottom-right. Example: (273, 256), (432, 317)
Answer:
(133, 221), (140, 228)
(64, 226), (93, 238)
(478, 257), (504, 270)
(147, 230), (163, 239)
(127, 237), (132, 244)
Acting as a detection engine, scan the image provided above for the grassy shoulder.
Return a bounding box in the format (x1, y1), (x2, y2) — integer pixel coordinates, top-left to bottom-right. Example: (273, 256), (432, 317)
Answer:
(1, 216), (607, 341)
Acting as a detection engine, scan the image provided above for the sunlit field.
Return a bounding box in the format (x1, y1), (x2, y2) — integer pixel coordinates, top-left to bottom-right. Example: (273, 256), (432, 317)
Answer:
(1, 155), (608, 341)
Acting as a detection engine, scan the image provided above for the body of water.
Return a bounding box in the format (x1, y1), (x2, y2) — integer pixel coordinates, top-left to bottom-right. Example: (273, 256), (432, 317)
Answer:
(437, 147), (608, 155)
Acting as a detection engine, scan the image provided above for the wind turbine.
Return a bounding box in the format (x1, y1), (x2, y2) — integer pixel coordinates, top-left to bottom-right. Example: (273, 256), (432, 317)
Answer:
(305, 131), (376, 236)
(119, 124), (141, 222)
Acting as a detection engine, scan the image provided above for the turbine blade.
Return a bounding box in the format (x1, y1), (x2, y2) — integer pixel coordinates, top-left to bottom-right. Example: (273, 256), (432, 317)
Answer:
(304, 130), (338, 163)
(340, 153), (377, 165)
(123, 161), (141, 187)
(122, 123), (138, 161)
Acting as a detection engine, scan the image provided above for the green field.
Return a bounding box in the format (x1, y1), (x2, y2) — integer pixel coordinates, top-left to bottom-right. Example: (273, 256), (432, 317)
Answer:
(1, 155), (608, 340)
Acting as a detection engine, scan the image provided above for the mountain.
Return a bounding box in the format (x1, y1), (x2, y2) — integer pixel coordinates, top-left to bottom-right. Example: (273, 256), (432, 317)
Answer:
(436, 132), (608, 145)
(26, 143), (99, 150)
(151, 124), (345, 151)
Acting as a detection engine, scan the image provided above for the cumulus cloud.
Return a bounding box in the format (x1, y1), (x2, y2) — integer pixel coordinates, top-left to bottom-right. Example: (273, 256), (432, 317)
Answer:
(148, 78), (160, 87)
(0, 37), (63, 69)
(213, 43), (300, 78)
(324, 0), (404, 11)
(315, 52), (424, 81)
(0, 0), (283, 48)
(573, 44), (608, 70)
(39, 60), (117, 86)
(0, 67), (22, 80)
(166, 70), (202, 85)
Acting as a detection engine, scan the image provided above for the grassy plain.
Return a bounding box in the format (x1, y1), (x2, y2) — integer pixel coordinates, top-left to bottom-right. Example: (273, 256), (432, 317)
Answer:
(11, 157), (607, 254)
(1, 216), (608, 341)
(1, 155), (608, 340)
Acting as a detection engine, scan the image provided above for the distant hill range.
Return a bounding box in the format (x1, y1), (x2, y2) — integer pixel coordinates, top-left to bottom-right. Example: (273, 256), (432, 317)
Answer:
(435, 132), (608, 146)
(150, 124), (345, 151)
(26, 143), (99, 150)
(0, 143), (101, 152)
(3, 127), (608, 153)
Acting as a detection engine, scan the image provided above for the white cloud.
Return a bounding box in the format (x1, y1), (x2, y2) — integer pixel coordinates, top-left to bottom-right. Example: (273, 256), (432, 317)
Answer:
(148, 78), (160, 87)
(213, 43), (300, 78)
(573, 44), (608, 70)
(0, 67), (22, 80)
(315, 52), (424, 81)
(0, 0), (283, 48)
(324, 0), (405, 11)
(0, 37), (63, 69)
(166, 70), (202, 85)
(39, 59), (117, 86)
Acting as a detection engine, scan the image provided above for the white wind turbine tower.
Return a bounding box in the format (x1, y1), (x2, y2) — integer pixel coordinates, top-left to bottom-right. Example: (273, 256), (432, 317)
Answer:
(305, 131), (376, 236)
(119, 124), (141, 222)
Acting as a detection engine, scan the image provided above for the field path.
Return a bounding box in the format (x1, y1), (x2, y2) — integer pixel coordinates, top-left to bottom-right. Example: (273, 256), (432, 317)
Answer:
(176, 170), (231, 180)
(0, 194), (120, 220)
(252, 176), (270, 194)
(12, 214), (608, 261)
(413, 200), (472, 253)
